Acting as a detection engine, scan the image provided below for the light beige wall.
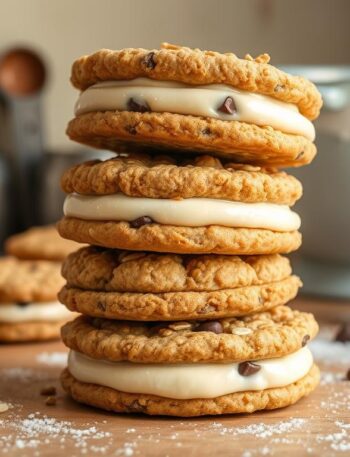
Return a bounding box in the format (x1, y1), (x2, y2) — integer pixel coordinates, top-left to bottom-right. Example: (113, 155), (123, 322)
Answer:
(0, 0), (349, 150)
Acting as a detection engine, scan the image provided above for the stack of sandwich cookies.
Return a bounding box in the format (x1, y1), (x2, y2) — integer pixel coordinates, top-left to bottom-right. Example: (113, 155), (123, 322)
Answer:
(58, 44), (322, 416)
(0, 226), (81, 342)
(0, 257), (72, 342)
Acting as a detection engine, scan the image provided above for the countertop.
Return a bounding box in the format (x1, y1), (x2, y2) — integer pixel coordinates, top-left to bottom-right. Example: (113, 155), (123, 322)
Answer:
(0, 298), (349, 457)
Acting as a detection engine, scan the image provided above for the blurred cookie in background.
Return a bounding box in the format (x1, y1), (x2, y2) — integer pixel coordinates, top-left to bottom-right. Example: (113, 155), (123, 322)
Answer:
(5, 225), (83, 261)
(0, 256), (73, 342)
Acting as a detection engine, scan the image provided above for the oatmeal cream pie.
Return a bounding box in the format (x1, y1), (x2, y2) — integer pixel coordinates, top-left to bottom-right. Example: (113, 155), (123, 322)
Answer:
(5, 225), (83, 261)
(59, 246), (301, 320)
(0, 257), (74, 342)
(61, 306), (319, 416)
(67, 43), (322, 167)
(58, 154), (302, 255)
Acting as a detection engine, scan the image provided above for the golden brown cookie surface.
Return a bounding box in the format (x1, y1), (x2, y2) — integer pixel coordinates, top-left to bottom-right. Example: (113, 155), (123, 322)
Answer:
(70, 44), (322, 119)
(61, 153), (302, 205)
(0, 320), (67, 342)
(5, 225), (82, 261)
(60, 248), (300, 320)
(61, 306), (318, 364)
(61, 364), (320, 417)
(67, 111), (316, 167)
(62, 248), (293, 293)
(59, 276), (301, 321)
(0, 257), (64, 302)
(58, 218), (301, 255)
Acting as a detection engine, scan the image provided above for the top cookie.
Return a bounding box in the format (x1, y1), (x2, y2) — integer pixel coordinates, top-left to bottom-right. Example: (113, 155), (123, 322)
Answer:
(0, 257), (64, 302)
(71, 43), (321, 120)
(61, 153), (302, 206)
(5, 225), (82, 261)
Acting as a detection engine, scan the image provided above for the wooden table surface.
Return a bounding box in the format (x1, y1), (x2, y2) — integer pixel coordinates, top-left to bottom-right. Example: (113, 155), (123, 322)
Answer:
(0, 299), (349, 457)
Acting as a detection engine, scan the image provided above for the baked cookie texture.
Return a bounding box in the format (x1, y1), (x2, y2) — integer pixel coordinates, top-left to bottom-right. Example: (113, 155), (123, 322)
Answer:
(61, 364), (319, 417)
(0, 320), (68, 343)
(66, 111), (316, 168)
(59, 276), (300, 321)
(5, 225), (82, 261)
(61, 154), (302, 205)
(0, 257), (64, 302)
(59, 248), (300, 320)
(61, 306), (318, 364)
(70, 44), (322, 119)
(57, 218), (301, 255)
(62, 248), (293, 293)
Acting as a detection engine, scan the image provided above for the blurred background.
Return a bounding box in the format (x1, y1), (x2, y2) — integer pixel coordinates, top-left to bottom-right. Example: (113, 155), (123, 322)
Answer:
(0, 0), (350, 304)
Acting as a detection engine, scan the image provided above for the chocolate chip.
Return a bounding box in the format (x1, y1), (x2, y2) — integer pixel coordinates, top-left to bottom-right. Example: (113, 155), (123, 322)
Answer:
(346, 369), (350, 381)
(97, 301), (106, 312)
(142, 52), (157, 69)
(238, 361), (261, 376)
(194, 321), (223, 334)
(302, 334), (310, 347)
(40, 386), (56, 396)
(335, 323), (350, 342)
(127, 97), (151, 113)
(218, 96), (237, 115)
(202, 127), (212, 136)
(130, 216), (153, 228)
(296, 150), (305, 160)
(16, 302), (30, 307)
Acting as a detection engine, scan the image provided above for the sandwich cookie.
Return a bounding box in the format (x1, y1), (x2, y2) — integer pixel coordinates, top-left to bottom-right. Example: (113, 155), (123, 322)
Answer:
(59, 246), (301, 320)
(67, 43), (322, 167)
(61, 306), (319, 416)
(5, 225), (83, 261)
(0, 257), (73, 342)
(58, 154), (302, 255)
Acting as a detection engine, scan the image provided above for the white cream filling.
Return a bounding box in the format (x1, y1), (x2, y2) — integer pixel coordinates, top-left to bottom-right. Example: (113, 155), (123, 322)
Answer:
(0, 302), (73, 323)
(63, 193), (301, 232)
(75, 78), (315, 141)
(68, 347), (313, 400)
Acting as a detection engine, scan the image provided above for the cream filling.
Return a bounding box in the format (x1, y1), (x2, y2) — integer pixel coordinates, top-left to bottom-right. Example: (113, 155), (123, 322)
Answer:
(75, 78), (315, 141)
(0, 302), (72, 323)
(63, 193), (301, 232)
(68, 347), (313, 400)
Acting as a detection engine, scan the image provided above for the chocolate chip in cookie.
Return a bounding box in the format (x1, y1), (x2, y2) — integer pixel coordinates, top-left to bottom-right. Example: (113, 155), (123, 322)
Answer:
(238, 361), (261, 376)
(218, 96), (237, 115)
(130, 216), (153, 228)
(142, 52), (157, 69)
(194, 321), (223, 334)
(302, 334), (310, 347)
(16, 302), (30, 307)
(127, 97), (151, 113)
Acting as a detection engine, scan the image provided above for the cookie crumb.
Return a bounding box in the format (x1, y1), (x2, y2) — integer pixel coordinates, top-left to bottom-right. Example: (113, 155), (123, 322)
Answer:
(45, 396), (56, 406)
